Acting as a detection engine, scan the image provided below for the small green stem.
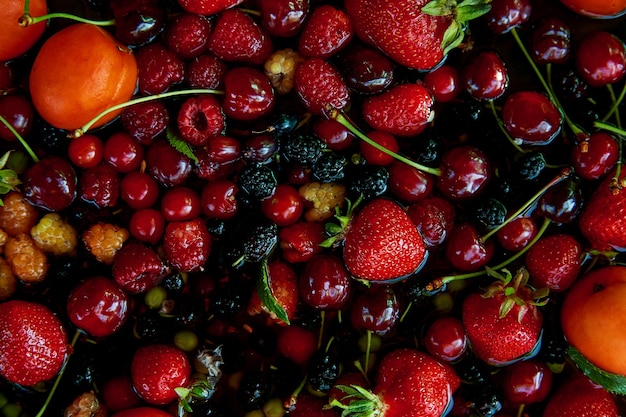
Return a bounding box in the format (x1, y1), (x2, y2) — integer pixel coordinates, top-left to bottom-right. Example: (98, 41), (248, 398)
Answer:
(20, 12), (115, 27)
(488, 100), (527, 154)
(328, 109), (442, 176)
(594, 120), (626, 137)
(364, 330), (372, 377)
(0, 115), (39, 163)
(602, 81), (626, 122)
(70, 89), (224, 138)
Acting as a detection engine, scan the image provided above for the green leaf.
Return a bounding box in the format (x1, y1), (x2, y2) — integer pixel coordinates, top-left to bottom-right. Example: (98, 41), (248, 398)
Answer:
(568, 346), (626, 395)
(456, 3), (492, 22)
(0, 151), (11, 169)
(166, 128), (199, 163)
(256, 259), (290, 325)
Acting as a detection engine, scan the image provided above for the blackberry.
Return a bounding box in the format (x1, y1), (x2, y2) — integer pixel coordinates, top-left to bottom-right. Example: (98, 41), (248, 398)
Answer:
(554, 66), (590, 101)
(297, 305), (323, 330)
(513, 151), (547, 182)
(307, 351), (341, 393)
(247, 325), (278, 356)
(345, 164), (389, 200)
(224, 216), (278, 269)
(161, 271), (186, 295)
(236, 371), (272, 411)
(210, 284), (248, 318)
(472, 197), (507, 229)
(411, 129), (443, 168)
(238, 164), (277, 200)
(438, 99), (486, 136)
(281, 132), (326, 166)
(65, 347), (99, 389)
(312, 151), (347, 182)
(540, 331), (568, 370)
(135, 310), (175, 343)
(454, 354), (491, 385)
(34, 119), (69, 154)
(473, 389), (503, 417)
(173, 296), (206, 329)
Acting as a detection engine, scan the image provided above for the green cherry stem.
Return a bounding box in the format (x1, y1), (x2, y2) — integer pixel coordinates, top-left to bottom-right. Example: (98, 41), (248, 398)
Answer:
(21, 0), (115, 27)
(488, 100), (527, 154)
(69, 88), (225, 138)
(326, 108), (442, 176)
(0, 115), (39, 163)
(602, 81), (626, 122)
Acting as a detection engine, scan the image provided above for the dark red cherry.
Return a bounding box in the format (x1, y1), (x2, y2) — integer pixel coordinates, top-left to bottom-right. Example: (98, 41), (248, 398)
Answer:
(129, 208), (166, 245)
(201, 179), (239, 220)
(259, 0), (309, 38)
(68, 134), (104, 169)
(161, 187), (201, 222)
(531, 17), (571, 65)
(299, 254), (352, 310)
(145, 140), (193, 187)
(23, 156), (77, 212)
(445, 222), (494, 272)
(360, 130), (398, 166)
(312, 118), (355, 151)
(463, 50), (509, 101)
(342, 45), (395, 95)
(0, 94), (34, 142)
(407, 197), (456, 248)
(424, 316), (468, 362)
(503, 359), (553, 405)
(120, 171), (160, 210)
(496, 216), (537, 251)
(110, 0), (165, 46)
(260, 184), (303, 226)
(423, 64), (460, 103)
(502, 91), (562, 145)
(67, 276), (129, 337)
(437, 146), (491, 200)
(350, 285), (400, 336)
(388, 160), (435, 203)
(243, 134), (279, 164)
(536, 176), (582, 224)
(203, 135), (242, 164)
(104, 132), (145, 173)
(485, 0), (532, 34)
(571, 132), (619, 180)
(0, 62), (13, 92)
(575, 31), (626, 87)
(223, 66), (275, 121)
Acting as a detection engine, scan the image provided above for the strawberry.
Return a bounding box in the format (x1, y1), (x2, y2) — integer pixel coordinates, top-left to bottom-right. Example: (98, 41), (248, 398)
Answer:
(461, 268), (547, 366)
(542, 371), (619, 417)
(345, 0), (491, 71)
(131, 344), (192, 405)
(247, 259), (299, 325)
(295, 57), (350, 115)
(0, 300), (70, 386)
(341, 198), (426, 282)
(525, 233), (582, 292)
(208, 9), (273, 65)
(112, 240), (169, 294)
(298, 5), (354, 59)
(361, 83), (435, 137)
(177, 0), (244, 17)
(329, 348), (459, 417)
(578, 170), (626, 251)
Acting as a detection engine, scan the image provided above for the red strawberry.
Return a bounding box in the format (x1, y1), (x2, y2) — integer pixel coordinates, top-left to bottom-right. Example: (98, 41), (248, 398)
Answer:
(461, 268), (546, 366)
(176, 0), (244, 17)
(295, 57), (350, 115)
(361, 83), (435, 137)
(163, 217), (212, 272)
(345, 0), (491, 71)
(542, 372), (619, 417)
(131, 344), (192, 405)
(342, 198), (426, 281)
(208, 9), (273, 65)
(112, 240), (168, 294)
(579, 169), (626, 251)
(0, 300), (70, 386)
(525, 233), (582, 292)
(329, 348), (459, 417)
(247, 259), (298, 325)
(298, 5), (354, 59)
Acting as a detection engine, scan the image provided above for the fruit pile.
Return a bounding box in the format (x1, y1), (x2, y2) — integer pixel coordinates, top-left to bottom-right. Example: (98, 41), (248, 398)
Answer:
(1, 0), (626, 416)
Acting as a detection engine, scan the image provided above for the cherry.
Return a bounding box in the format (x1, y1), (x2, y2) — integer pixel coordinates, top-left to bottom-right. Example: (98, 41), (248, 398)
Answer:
(185, 54), (228, 90)
(277, 325), (317, 367)
(503, 359), (553, 405)
(260, 184), (303, 226)
(223, 66), (276, 121)
(531, 17), (571, 65)
(462, 50), (509, 101)
(67, 276), (129, 337)
(437, 146), (491, 200)
(99, 375), (142, 413)
(341, 45), (395, 95)
(160, 187), (201, 222)
(424, 316), (468, 363)
(388, 160), (435, 203)
(204, 135), (242, 164)
(0, 62), (13, 92)
(23, 155), (77, 212)
(502, 91), (562, 145)
(278, 221), (325, 263)
(79, 163), (120, 208)
(496, 216), (538, 251)
(194, 148), (238, 182)
(129, 208), (165, 245)
(243, 134), (279, 164)
(445, 222), (494, 272)
(120, 171), (160, 210)
(259, 0), (309, 38)
(312, 118), (355, 151)
(571, 132), (619, 180)
(121, 101), (169, 145)
(535, 176), (582, 224)
(0, 94), (34, 142)
(350, 285), (400, 336)
(485, 0), (532, 34)
(104, 132), (145, 173)
(164, 13), (212, 59)
(407, 196), (456, 248)
(360, 130), (399, 166)
(423, 64), (460, 103)
(299, 253), (352, 310)
(200, 179), (239, 220)
(68, 133), (104, 169)
(145, 140), (193, 187)
(575, 31), (626, 87)
(110, 0), (165, 47)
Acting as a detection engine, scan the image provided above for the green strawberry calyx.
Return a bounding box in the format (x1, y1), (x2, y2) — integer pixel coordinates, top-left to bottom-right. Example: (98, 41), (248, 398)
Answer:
(482, 267), (549, 322)
(326, 384), (386, 416)
(319, 195), (363, 249)
(421, 0), (493, 55)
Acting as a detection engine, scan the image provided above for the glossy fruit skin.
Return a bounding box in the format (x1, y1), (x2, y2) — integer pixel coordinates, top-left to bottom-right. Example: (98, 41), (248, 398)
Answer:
(424, 316), (468, 362)
(485, 0), (532, 34)
(130, 208), (165, 245)
(0, 94), (34, 141)
(350, 285), (400, 335)
(445, 222), (494, 271)
(437, 146), (491, 200)
(111, 407), (174, 417)
(561, 266), (626, 375)
(503, 359), (552, 405)
(571, 132), (619, 180)
(463, 50), (509, 100)
(23, 156), (77, 212)
(298, 5), (353, 59)
(146, 141), (193, 187)
(67, 276), (129, 337)
(104, 132), (145, 173)
(177, 0), (244, 16)
(223, 66), (275, 121)
(160, 187), (201, 222)
(29, 23), (138, 130)
(423, 64), (460, 102)
(0, 0), (47, 61)
(342, 45), (395, 95)
(542, 372), (619, 417)
(68, 134), (104, 169)
(559, 0), (626, 18)
(575, 31), (626, 87)
(502, 91), (562, 145)
(496, 216), (537, 251)
(299, 254), (352, 310)
(201, 179), (239, 220)
(531, 17), (571, 65)
(259, 0), (309, 37)
(388, 160), (435, 203)
(260, 184), (303, 226)
(525, 234), (582, 292)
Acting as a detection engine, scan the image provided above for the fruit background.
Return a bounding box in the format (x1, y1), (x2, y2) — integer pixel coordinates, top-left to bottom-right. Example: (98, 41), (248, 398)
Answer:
(1, 0), (626, 416)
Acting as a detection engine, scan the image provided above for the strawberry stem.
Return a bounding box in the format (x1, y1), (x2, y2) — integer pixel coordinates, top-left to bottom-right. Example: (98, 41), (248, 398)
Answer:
(0, 115), (39, 163)
(69, 89), (225, 138)
(326, 108), (442, 176)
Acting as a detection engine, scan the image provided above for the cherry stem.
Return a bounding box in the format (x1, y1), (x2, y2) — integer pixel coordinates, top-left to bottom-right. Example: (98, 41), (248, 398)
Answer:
(317, 310), (326, 350)
(606, 83), (624, 185)
(0, 115), (39, 163)
(69, 88), (225, 138)
(510, 28), (584, 137)
(602, 81), (626, 122)
(326, 108), (442, 176)
(481, 167), (571, 242)
(488, 100), (527, 154)
(363, 330), (372, 378)
(439, 217), (551, 286)
(35, 329), (82, 417)
(20, 12), (115, 27)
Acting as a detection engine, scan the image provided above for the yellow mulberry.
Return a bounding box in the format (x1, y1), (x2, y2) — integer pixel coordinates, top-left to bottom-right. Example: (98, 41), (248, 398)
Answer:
(299, 182), (346, 222)
(31, 213), (78, 256)
(0, 256), (17, 300)
(264, 48), (305, 95)
(82, 222), (129, 264)
(5, 233), (48, 283)
(0, 192), (39, 236)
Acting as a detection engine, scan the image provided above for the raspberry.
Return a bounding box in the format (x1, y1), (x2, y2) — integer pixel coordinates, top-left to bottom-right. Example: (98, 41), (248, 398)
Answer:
(0, 192), (39, 236)
(82, 222), (129, 264)
(185, 54), (227, 90)
(79, 163), (120, 208)
(5, 234), (48, 283)
(177, 95), (226, 146)
(136, 43), (185, 95)
(264, 48), (305, 94)
(299, 182), (346, 222)
(121, 101), (170, 145)
(163, 218), (212, 272)
(0, 256), (17, 300)
(31, 213), (78, 256)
